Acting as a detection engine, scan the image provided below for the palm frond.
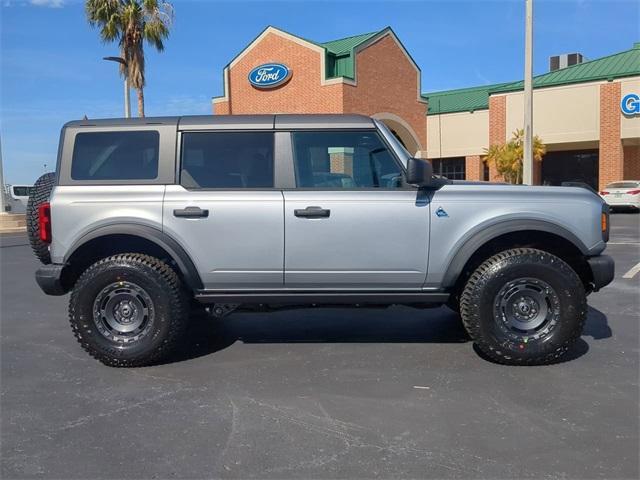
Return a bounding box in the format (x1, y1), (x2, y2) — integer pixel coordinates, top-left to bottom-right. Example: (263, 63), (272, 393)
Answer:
(85, 0), (173, 116)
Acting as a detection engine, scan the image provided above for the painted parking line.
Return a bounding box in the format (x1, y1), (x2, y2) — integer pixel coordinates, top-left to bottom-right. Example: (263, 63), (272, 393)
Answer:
(622, 261), (640, 279)
(608, 242), (640, 245)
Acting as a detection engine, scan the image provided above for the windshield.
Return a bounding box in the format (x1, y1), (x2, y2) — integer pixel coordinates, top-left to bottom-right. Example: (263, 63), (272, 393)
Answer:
(374, 120), (411, 166)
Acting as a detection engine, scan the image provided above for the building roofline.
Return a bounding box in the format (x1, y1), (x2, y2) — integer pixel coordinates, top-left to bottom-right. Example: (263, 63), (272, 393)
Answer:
(423, 43), (640, 115)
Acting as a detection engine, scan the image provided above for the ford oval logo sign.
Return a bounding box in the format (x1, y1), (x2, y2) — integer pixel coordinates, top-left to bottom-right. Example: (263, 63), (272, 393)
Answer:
(248, 63), (291, 89)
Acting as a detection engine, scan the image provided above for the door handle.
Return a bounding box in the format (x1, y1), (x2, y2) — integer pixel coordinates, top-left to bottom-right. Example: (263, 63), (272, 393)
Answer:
(294, 206), (331, 218)
(173, 206), (209, 218)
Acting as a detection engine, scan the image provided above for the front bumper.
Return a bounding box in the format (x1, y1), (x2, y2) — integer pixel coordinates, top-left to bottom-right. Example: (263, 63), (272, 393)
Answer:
(587, 255), (615, 292)
(35, 264), (68, 296)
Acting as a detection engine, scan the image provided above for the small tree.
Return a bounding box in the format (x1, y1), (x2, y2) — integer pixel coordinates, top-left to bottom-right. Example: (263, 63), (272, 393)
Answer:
(86, 0), (174, 117)
(484, 129), (546, 184)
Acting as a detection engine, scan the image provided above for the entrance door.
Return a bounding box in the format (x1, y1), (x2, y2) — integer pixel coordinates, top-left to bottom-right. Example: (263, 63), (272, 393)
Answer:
(163, 131), (284, 289)
(283, 130), (430, 289)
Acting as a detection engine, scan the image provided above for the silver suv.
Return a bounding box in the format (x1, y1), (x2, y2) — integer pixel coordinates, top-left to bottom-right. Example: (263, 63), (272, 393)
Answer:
(30, 114), (614, 367)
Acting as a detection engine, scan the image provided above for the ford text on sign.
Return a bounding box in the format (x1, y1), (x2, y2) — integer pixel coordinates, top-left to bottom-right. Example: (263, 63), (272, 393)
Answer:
(248, 63), (291, 89)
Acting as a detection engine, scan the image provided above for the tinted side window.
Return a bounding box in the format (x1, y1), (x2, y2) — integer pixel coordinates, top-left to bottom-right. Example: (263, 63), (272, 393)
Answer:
(12, 186), (32, 196)
(71, 131), (159, 180)
(181, 132), (274, 189)
(292, 131), (403, 188)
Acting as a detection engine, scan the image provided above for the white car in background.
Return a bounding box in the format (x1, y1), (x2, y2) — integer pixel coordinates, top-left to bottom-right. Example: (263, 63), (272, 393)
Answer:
(3, 184), (34, 214)
(600, 181), (640, 211)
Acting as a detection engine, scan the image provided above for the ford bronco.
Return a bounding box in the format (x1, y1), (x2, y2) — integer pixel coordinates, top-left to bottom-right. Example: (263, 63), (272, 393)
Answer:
(29, 114), (614, 367)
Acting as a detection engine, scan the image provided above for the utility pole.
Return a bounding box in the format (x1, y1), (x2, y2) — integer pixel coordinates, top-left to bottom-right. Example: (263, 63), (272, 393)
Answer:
(103, 56), (131, 118)
(523, 0), (534, 185)
(0, 135), (6, 213)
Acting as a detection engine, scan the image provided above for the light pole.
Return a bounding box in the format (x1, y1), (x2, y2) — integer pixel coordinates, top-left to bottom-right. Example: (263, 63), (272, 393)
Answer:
(103, 56), (131, 118)
(523, 0), (534, 185)
(0, 135), (6, 213)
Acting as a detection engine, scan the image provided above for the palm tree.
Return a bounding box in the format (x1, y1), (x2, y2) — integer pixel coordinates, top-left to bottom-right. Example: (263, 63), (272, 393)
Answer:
(483, 129), (546, 184)
(86, 0), (174, 117)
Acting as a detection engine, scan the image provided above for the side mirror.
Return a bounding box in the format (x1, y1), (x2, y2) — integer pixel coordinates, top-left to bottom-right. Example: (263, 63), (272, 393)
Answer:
(406, 157), (434, 187)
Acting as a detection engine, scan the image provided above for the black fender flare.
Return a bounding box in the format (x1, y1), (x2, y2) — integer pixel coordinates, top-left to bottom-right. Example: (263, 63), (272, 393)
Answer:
(441, 219), (590, 288)
(64, 223), (203, 291)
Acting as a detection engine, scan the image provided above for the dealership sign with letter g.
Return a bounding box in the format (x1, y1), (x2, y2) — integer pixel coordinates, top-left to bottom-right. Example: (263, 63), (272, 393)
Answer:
(621, 93), (640, 115)
(248, 63), (291, 89)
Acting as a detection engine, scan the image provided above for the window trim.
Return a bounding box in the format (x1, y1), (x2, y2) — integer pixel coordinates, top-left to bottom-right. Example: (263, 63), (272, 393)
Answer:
(58, 125), (176, 186)
(287, 129), (415, 191)
(178, 130), (279, 191)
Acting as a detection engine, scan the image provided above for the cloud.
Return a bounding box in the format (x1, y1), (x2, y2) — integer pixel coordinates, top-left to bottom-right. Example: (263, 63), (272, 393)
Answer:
(29, 0), (65, 7)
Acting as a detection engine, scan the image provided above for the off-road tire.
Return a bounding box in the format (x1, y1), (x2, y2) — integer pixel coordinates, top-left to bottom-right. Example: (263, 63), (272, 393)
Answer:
(27, 172), (55, 264)
(460, 248), (587, 365)
(69, 254), (189, 367)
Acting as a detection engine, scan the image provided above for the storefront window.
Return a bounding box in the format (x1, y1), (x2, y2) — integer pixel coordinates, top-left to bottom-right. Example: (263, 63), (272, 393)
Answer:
(541, 150), (598, 189)
(431, 157), (466, 180)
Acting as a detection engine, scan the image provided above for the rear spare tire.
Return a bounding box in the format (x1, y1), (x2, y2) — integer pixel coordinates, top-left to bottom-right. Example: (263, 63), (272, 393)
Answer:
(27, 172), (55, 264)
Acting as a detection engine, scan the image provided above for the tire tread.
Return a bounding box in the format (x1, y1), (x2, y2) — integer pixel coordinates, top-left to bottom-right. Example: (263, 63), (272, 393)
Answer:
(459, 247), (587, 366)
(26, 172), (55, 264)
(69, 253), (188, 367)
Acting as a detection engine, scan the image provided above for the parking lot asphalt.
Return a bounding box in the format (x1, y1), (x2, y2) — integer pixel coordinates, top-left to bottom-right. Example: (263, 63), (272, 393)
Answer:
(1, 214), (639, 480)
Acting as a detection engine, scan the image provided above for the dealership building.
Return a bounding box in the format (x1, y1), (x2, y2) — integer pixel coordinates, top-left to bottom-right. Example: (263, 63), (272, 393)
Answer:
(212, 26), (640, 189)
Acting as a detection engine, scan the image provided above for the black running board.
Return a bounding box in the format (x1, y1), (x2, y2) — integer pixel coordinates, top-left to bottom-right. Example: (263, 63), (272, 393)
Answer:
(194, 291), (449, 305)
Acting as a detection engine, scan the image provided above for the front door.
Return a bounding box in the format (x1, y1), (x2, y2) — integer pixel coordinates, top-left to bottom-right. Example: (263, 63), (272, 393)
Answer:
(163, 131), (284, 289)
(283, 130), (430, 289)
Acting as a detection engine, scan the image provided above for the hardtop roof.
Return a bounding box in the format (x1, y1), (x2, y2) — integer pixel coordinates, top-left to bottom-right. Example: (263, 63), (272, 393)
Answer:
(65, 114), (376, 130)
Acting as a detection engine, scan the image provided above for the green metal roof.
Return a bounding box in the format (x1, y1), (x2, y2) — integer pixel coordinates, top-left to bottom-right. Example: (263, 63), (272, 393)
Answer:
(320, 30), (385, 79)
(423, 42), (640, 115)
(321, 31), (380, 56)
(423, 83), (512, 115)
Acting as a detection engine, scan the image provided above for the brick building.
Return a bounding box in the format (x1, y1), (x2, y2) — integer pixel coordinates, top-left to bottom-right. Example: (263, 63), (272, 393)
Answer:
(213, 26), (640, 190)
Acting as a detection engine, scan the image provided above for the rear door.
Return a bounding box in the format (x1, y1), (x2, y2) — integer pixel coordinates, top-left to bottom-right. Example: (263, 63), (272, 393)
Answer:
(282, 129), (430, 289)
(163, 129), (284, 289)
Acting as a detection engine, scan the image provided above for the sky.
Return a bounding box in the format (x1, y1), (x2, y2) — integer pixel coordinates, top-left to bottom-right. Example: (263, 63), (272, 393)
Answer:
(1, 0), (638, 184)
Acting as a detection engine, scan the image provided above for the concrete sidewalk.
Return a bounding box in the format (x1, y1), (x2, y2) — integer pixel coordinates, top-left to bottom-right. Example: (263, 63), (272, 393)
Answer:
(0, 213), (26, 234)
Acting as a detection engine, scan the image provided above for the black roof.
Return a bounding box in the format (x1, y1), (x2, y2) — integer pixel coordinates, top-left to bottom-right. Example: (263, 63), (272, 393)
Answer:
(65, 114), (375, 130)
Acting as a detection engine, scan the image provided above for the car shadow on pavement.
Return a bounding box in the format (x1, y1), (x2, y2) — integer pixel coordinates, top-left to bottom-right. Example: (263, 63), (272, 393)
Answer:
(166, 305), (611, 365)
(167, 306), (470, 364)
(582, 306), (613, 340)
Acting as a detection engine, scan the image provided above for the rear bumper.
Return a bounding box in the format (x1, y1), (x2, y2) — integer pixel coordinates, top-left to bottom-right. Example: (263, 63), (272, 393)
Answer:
(35, 264), (68, 296)
(587, 255), (615, 292)
(604, 199), (640, 208)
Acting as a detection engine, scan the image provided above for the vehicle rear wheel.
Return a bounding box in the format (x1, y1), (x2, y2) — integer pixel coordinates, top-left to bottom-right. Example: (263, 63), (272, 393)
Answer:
(460, 248), (587, 365)
(69, 253), (189, 367)
(27, 172), (55, 264)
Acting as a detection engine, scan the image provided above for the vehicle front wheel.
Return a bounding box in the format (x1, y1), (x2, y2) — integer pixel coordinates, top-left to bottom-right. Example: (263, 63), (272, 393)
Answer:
(69, 254), (189, 367)
(460, 248), (587, 365)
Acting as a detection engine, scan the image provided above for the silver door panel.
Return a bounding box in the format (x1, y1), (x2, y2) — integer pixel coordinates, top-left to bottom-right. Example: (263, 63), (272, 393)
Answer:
(163, 185), (284, 289)
(283, 190), (429, 288)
